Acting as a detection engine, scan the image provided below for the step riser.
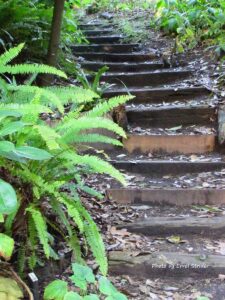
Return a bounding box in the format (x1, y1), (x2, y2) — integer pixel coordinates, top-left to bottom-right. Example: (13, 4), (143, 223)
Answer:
(111, 161), (225, 176)
(87, 36), (122, 43)
(124, 135), (216, 154)
(103, 87), (211, 103)
(109, 252), (225, 279)
(75, 53), (157, 62)
(107, 189), (225, 206)
(117, 216), (225, 236)
(127, 107), (215, 127)
(101, 71), (191, 87)
(73, 44), (139, 53)
(83, 30), (114, 36)
(81, 62), (164, 72)
(79, 24), (112, 30)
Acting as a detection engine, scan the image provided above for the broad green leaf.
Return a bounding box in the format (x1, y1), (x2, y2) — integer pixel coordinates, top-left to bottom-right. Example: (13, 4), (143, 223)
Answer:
(84, 295), (100, 300)
(14, 146), (52, 160)
(44, 280), (68, 300)
(0, 121), (26, 137)
(197, 297), (210, 300)
(0, 277), (23, 299)
(0, 141), (15, 152)
(0, 214), (3, 222)
(98, 277), (117, 296)
(70, 264), (95, 290)
(64, 291), (83, 300)
(0, 179), (17, 214)
(106, 293), (128, 300)
(0, 233), (14, 260)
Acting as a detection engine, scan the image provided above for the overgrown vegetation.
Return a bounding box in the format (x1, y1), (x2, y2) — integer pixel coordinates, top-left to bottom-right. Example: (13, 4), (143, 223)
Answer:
(0, 44), (132, 279)
(153, 0), (225, 56)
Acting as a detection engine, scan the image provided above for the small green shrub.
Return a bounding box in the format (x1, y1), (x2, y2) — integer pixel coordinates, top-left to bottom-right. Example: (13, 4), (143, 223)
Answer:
(44, 263), (128, 300)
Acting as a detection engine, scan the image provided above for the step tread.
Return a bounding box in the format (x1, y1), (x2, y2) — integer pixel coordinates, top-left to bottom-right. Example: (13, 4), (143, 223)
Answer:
(109, 251), (225, 278)
(117, 215), (225, 236)
(107, 188), (225, 206)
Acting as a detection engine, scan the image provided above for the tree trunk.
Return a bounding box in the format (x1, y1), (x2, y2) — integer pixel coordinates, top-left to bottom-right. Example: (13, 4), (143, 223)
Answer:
(41, 0), (65, 86)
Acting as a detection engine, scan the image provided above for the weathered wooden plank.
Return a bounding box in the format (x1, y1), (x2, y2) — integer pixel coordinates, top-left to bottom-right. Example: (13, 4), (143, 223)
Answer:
(106, 188), (225, 206)
(126, 106), (216, 127)
(123, 134), (216, 154)
(83, 29), (114, 36)
(100, 70), (191, 87)
(218, 105), (225, 145)
(103, 87), (211, 103)
(111, 160), (225, 176)
(117, 216), (225, 236)
(109, 251), (225, 278)
(72, 44), (139, 53)
(87, 36), (123, 43)
(81, 61), (164, 72)
(74, 52), (157, 62)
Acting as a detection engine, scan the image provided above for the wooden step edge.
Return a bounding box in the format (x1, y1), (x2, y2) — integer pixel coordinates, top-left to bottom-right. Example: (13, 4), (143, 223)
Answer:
(117, 215), (225, 236)
(123, 134), (217, 154)
(106, 188), (225, 206)
(109, 251), (225, 278)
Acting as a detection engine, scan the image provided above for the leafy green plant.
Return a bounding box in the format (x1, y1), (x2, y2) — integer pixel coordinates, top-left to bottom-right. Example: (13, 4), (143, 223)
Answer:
(153, 0), (225, 55)
(0, 43), (133, 275)
(44, 263), (128, 300)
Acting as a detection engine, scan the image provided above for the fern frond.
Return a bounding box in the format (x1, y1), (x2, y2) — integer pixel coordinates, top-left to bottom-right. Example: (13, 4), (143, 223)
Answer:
(76, 200), (107, 275)
(59, 196), (84, 234)
(61, 152), (125, 185)
(58, 117), (126, 143)
(0, 43), (24, 66)
(27, 207), (50, 259)
(35, 125), (60, 150)
(0, 103), (52, 116)
(0, 64), (67, 78)
(7, 85), (64, 113)
(86, 95), (134, 118)
(63, 133), (123, 146)
(69, 233), (84, 264)
(47, 86), (99, 105)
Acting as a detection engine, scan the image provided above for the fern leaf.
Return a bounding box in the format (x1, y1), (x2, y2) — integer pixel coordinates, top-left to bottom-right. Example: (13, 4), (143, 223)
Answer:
(63, 133), (123, 146)
(35, 125), (60, 150)
(47, 86), (99, 105)
(76, 201), (107, 275)
(59, 117), (126, 143)
(27, 207), (50, 259)
(69, 233), (84, 264)
(86, 95), (134, 118)
(59, 197), (84, 233)
(0, 43), (24, 66)
(61, 152), (126, 185)
(0, 64), (67, 78)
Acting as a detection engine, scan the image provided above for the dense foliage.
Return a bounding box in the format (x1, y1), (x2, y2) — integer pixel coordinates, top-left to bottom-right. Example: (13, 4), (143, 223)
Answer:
(153, 0), (225, 55)
(0, 44), (132, 277)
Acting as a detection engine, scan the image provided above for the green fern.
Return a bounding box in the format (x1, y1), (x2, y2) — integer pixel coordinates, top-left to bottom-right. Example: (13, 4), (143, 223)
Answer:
(86, 95), (135, 118)
(27, 207), (50, 259)
(64, 133), (123, 146)
(0, 43), (24, 66)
